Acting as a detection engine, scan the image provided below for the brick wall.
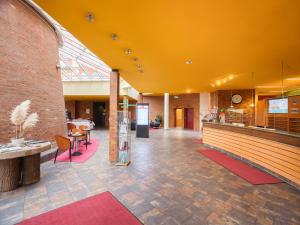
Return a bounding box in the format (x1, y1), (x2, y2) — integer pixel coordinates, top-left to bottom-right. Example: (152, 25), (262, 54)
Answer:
(143, 94), (200, 130)
(211, 89), (255, 126)
(169, 94), (200, 130)
(75, 101), (93, 120)
(0, 0), (67, 143)
(142, 96), (164, 122)
(65, 101), (75, 119)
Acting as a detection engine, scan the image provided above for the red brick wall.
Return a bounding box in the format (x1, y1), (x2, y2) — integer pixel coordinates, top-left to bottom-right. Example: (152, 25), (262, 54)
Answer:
(211, 89), (255, 126)
(142, 96), (164, 122)
(65, 101), (75, 119)
(75, 101), (94, 120)
(0, 0), (67, 143)
(143, 94), (200, 130)
(169, 94), (200, 130)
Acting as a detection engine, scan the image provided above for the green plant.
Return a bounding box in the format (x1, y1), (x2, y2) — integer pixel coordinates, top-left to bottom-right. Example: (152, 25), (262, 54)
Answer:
(155, 114), (162, 123)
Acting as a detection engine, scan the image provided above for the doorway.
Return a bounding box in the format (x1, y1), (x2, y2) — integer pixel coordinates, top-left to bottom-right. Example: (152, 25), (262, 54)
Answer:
(93, 102), (106, 128)
(184, 108), (194, 129)
(174, 108), (183, 128)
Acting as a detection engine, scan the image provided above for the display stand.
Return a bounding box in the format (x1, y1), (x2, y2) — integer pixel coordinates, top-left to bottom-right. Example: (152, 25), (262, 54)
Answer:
(136, 103), (149, 138)
(115, 101), (131, 166)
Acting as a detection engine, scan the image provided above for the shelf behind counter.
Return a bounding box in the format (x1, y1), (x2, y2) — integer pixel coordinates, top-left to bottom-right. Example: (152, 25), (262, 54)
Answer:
(202, 122), (300, 187)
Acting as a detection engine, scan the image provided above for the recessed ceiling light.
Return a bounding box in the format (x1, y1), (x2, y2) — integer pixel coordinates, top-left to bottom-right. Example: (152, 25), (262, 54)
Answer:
(216, 81), (221, 86)
(86, 12), (95, 22)
(223, 79), (227, 83)
(186, 60), (192, 65)
(124, 48), (132, 55)
(111, 33), (118, 40)
(187, 89), (191, 93)
(229, 75), (234, 80)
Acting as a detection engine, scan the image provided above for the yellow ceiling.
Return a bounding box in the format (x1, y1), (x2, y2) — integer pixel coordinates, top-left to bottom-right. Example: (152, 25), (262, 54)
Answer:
(35, 0), (300, 93)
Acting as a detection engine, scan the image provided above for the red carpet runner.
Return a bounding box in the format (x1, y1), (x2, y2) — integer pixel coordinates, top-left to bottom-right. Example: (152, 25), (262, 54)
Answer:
(200, 149), (283, 185)
(55, 139), (99, 163)
(18, 191), (142, 225)
(194, 139), (203, 144)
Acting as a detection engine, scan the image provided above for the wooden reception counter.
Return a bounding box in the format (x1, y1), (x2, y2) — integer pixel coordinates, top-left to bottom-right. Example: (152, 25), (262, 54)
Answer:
(203, 122), (300, 187)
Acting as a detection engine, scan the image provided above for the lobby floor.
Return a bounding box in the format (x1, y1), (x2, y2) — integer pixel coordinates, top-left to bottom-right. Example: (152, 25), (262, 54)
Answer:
(0, 129), (299, 225)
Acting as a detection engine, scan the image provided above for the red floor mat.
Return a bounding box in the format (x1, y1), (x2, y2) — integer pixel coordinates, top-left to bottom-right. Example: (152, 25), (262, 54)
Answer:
(194, 139), (203, 144)
(200, 149), (283, 185)
(18, 192), (142, 225)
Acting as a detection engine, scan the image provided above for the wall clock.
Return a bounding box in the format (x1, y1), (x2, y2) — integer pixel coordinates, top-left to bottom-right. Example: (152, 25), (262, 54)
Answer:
(232, 94), (242, 104)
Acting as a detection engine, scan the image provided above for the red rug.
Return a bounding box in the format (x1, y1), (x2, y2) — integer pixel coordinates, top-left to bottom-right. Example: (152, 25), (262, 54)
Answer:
(18, 191), (142, 225)
(55, 139), (99, 163)
(200, 149), (283, 185)
(194, 139), (203, 144)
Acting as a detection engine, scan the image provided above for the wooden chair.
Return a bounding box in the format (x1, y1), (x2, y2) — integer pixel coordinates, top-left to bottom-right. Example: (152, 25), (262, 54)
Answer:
(72, 128), (88, 150)
(79, 125), (90, 143)
(54, 135), (72, 163)
(67, 123), (76, 136)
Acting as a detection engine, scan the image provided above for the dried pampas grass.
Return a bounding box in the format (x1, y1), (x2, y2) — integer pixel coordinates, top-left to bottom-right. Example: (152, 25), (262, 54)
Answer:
(23, 113), (39, 130)
(10, 100), (31, 125)
(10, 100), (39, 138)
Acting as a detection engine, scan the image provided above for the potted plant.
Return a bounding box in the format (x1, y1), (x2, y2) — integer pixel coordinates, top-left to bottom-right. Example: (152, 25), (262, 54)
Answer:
(155, 114), (162, 124)
(10, 100), (39, 146)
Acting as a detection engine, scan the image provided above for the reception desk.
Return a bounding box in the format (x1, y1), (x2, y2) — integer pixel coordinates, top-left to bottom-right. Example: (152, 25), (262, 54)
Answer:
(203, 122), (300, 187)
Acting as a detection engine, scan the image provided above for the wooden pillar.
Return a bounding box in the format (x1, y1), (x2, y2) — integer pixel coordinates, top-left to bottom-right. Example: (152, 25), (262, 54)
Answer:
(109, 69), (120, 162)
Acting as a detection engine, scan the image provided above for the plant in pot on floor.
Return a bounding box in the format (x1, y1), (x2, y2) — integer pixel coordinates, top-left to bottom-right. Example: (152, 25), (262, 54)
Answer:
(10, 100), (39, 146)
(154, 114), (162, 128)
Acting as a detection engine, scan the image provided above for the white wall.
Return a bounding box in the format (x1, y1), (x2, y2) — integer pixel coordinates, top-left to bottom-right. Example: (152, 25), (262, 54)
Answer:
(62, 80), (139, 100)
(199, 93), (210, 130)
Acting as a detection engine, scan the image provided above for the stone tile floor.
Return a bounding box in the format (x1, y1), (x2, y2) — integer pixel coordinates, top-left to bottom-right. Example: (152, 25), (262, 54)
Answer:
(0, 129), (299, 225)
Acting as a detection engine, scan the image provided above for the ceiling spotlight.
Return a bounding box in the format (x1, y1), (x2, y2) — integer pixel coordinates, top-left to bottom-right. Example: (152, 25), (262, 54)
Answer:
(223, 79), (227, 83)
(186, 60), (193, 65)
(133, 57), (138, 62)
(136, 64), (142, 69)
(111, 33), (118, 40)
(125, 48), (132, 55)
(216, 81), (221, 86)
(187, 89), (191, 93)
(86, 12), (95, 22)
(229, 75), (234, 80)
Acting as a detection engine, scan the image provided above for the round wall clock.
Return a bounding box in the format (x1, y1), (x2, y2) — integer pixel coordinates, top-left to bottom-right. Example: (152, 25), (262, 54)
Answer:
(232, 94), (242, 104)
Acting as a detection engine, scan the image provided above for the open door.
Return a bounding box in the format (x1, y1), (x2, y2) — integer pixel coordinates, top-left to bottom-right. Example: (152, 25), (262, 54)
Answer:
(174, 108), (183, 128)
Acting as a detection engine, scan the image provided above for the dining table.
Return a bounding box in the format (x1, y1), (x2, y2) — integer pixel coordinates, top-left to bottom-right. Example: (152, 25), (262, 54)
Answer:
(70, 132), (84, 156)
(0, 141), (51, 192)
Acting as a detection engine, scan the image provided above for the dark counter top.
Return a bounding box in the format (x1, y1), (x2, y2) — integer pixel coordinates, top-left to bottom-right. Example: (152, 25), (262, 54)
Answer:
(203, 122), (300, 147)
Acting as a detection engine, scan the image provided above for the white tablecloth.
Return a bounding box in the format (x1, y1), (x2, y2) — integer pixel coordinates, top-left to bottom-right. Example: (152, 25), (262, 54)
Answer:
(68, 120), (95, 129)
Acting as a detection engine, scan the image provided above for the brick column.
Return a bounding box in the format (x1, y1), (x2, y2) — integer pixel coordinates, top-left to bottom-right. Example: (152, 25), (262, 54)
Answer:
(109, 69), (120, 162)
(137, 93), (143, 103)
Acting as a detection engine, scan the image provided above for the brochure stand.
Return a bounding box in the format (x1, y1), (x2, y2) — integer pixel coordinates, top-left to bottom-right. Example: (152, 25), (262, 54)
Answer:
(115, 109), (131, 166)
